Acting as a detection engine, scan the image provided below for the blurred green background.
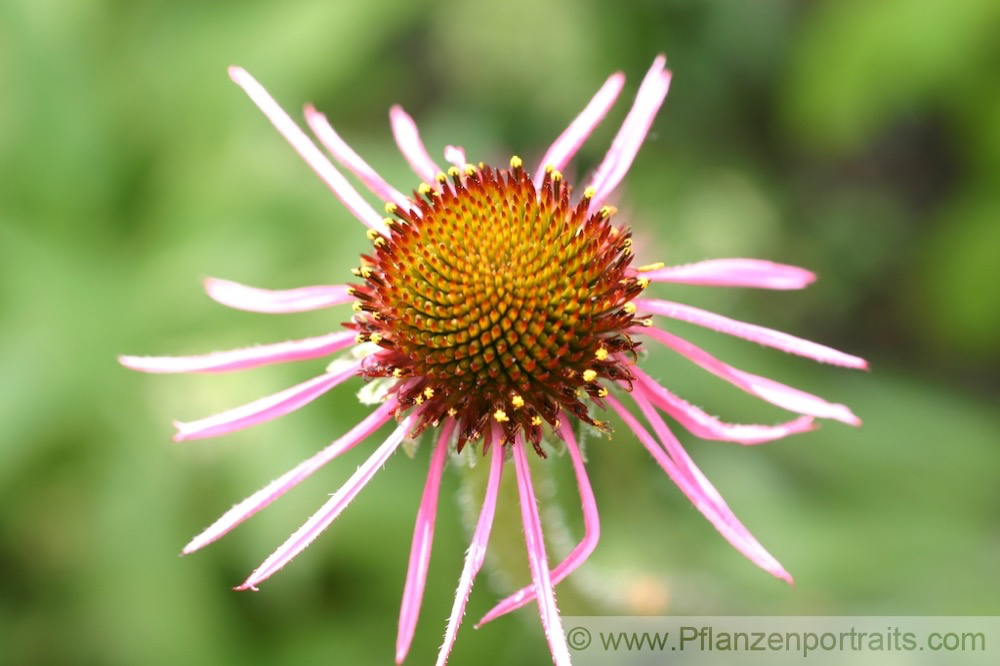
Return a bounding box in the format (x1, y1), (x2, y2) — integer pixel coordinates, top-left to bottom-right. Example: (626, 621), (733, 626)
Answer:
(2, 0), (998, 664)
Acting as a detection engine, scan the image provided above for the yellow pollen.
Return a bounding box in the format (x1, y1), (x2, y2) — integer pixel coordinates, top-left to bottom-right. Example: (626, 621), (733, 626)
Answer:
(624, 302), (637, 314)
(423, 387), (434, 399)
(414, 395), (424, 405)
(544, 164), (554, 173)
(351, 268), (361, 276)
(351, 302), (363, 312)
(435, 172), (448, 183)
(346, 286), (356, 295)
(355, 333), (366, 344)
(511, 395), (525, 409)
(385, 202), (397, 214)
(595, 348), (609, 361)
(510, 156), (523, 169)
(360, 266), (373, 278)
(531, 415), (543, 426)
(448, 408), (457, 417)
(382, 217), (395, 227)
(366, 229), (380, 240)
(583, 186), (596, 199)
(597, 388), (609, 397)
(551, 169), (563, 181)
(494, 409), (509, 422)
(392, 368), (404, 378)
(447, 166), (460, 178)
(369, 332), (383, 344)
(373, 237), (386, 247)
(582, 369), (598, 382)
(641, 318), (653, 327)
(623, 238), (632, 247)
(592, 419), (605, 428)
(637, 278), (650, 289)
(637, 262), (664, 272)
(418, 183), (432, 196)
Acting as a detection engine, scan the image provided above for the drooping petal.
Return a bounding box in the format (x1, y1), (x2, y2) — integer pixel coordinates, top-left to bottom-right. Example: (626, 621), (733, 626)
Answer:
(389, 105), (442, 186)
(642, 259), (816, 290)
(204, 277), (354, 314)
(435, 435), (504, 666)
(477, 420), (599, 627)
(607, 393), (792, 583)
(635, 298), (869, 369)
(119, 331), (356, 374)
(513, 435), (571, 666)
(396, 422), (453, 665)
(533, 71), (626, 189)
(304, 105), (411, 211)
(182, 398), (398, 554)
(637, 326), (861, 425)
(227, 67), (385, 231)
(588, 55), (672, 210)
(172, 359), (362, 441)
(236, 415), (413, 591)
(631, 366), (816, 444)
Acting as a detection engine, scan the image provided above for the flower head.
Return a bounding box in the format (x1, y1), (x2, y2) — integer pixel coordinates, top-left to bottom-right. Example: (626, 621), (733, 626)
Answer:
(120, 55), (866, 665)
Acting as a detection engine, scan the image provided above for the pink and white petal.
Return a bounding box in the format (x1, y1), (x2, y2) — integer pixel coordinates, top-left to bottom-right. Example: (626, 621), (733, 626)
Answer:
(304, 105), (411, 211)
(588, 55), (672, 210)
(513, 435), (571, 666)
(444, 145), (466, 170)
(631, 366), (816, 444)
(389, 105), (441, 186)
(435, 435), (504, 666)
(637, 326), (861, 425)
(228, 67), (385, 231)
(236, 415), (413, 591)
(642, 259), (816, 290)
(533, 71), (626, 189)
(635, 298), (869, 369)
(182, 398), (398, 554)
(204, 277), (354, 314)
(477, 420), (599, 627)
(173, 359), (362, 442)
(396, 422), (454, 665)
(119, 331), (356, 375)
(607, 393), (792, 583)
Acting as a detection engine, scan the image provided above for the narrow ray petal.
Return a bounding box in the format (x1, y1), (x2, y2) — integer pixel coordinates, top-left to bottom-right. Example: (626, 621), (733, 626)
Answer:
(304, 105), (411, 210)
(588, 55), (672, 209)
(477, 420), (599, 627)
(607, 394), (792, 583)
(637, 326), (861, 425)
(435, 437), (504, 666)
(642, 259), (816, 290)
(513, 436), (571, 666)
(389, 105), (441, 186)
(444, 145), (466, 170)
(204, 277), (354, 314)
(119, 331), (356, 375)
(173, 360), (362, 442)
(533, 71), (626, 189)
(227, 67), (384, 230)
(236, 416), (412, 590)
(396, 422), (454, 665)
(632, 366), (816, 444)
(636, 298), (869, 369)
(183, 399), (398, 554)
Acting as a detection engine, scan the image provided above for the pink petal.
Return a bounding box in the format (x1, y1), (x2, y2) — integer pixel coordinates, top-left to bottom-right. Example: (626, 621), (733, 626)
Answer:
(635, 298), (869, 369)
(182, 398), (398, 554)
(396, 422), (453, 665)
(608, 393), (792, 583)
(435, 435), (504, 666)
(642, 258), (816, 290)
(477, 420), (599, 627)
(203, 277), (354, 313)
(588, 55), (672, 210)
(227, 67), (385, 230)
(304, 105), (411, 211)
(236, 415), (413, 591)
(172, 359), (361, 441)
(631, 366), (816, 444)
(444, 145), (466, 170)
(119, 331), (356, 374)
(513, 435), (571, 666)
(533, 71), (626, 189)
(638, 326), (861, 425)
(389, 105), (441, 186)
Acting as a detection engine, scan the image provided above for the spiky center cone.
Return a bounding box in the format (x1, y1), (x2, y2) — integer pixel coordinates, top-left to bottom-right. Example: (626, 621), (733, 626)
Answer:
(350, 160), (646, 454)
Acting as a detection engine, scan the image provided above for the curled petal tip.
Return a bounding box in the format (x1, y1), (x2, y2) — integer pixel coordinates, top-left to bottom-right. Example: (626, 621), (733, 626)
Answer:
(227, 65), (248, 82)
(233, 582), (258, 592)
